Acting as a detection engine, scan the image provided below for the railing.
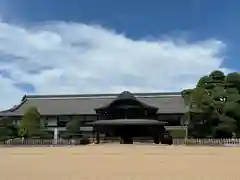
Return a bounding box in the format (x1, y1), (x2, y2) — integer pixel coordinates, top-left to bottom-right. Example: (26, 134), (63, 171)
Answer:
(174, 138), (240, 146)
(4, 139), (88, 146)
(3, 138), (240, 146)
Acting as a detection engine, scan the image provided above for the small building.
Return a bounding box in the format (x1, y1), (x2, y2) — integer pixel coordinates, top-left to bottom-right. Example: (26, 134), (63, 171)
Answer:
(0, 91), (187, 139)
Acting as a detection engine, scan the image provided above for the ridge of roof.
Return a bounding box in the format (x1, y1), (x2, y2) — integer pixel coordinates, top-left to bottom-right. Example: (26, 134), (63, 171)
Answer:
(0, 91), (185, 116)
(24, 92), (181, 99)
(95, 91), (159, 111)
(0, 98), (28, 115)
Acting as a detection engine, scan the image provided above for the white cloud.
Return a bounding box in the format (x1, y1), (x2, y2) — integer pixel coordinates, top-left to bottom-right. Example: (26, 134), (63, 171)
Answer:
(0, 20), (230, 110)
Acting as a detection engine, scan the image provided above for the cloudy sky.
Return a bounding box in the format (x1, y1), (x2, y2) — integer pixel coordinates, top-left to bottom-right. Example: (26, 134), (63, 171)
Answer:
(0, 0), (239, 110)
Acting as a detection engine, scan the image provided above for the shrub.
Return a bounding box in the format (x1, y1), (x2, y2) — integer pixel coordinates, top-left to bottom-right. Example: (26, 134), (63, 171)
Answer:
(40, 131), (54, 139)
(80, 136), (91, 145)
(59, 131), (70, 139)
(31, 131), (54, 140)
(161, 133), (173, 145)
(59, 132), (82, 140)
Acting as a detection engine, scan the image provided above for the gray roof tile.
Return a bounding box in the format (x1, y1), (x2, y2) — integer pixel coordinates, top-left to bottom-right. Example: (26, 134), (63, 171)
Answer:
(0, 92), (186, 116)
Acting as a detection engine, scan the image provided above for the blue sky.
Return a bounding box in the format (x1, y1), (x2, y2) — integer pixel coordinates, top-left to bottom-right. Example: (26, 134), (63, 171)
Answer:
(0, 0), (239, 109)
(2, 0), (240, 60)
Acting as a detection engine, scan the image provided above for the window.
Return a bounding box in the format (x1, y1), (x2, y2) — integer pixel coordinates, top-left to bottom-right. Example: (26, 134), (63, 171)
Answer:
(58, 120), (67, 127)
(47, 117), (57, 127)
(59, 116), (70, 121)
(12, 119), (19, 125)
(58, 116), (70, 127)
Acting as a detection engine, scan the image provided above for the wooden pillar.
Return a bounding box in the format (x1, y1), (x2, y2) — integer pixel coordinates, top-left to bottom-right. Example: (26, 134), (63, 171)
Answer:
(96, 127), (100, 144)
(184, 112), (190, 144)
(92, 126), (95, 143)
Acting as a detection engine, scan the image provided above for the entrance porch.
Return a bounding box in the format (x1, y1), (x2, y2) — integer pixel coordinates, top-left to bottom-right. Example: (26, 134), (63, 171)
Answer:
(91, 91), (173, 144)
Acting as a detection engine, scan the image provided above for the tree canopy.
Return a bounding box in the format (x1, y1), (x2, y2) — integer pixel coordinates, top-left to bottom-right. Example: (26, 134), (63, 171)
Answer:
(0, 118), (18, 140)
(181, 71), (240, 138)
(18, 107), (41, 138)
(65, 117), (82, 139)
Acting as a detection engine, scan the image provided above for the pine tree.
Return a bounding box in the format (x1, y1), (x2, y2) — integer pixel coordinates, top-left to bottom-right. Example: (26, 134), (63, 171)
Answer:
(18, 107), (41, 138)
(66, 117), (82, 139)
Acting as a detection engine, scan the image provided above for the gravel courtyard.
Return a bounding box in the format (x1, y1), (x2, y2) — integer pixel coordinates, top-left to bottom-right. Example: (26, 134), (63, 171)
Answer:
(1, 144), (240, 180)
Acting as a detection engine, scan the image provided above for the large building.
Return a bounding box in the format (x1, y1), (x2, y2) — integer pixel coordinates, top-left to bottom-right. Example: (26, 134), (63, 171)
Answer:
(0, 91), (187, 137)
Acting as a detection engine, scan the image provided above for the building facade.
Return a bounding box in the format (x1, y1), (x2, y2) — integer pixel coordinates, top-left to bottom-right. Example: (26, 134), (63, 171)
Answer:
(0, 91), (187, 135)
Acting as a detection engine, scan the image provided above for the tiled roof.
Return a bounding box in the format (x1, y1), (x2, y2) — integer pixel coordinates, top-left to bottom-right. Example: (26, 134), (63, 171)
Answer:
(0, 92), (186, 116)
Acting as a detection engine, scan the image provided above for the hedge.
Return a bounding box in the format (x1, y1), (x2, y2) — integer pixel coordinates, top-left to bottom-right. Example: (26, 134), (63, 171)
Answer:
(167, 126), (186, 138)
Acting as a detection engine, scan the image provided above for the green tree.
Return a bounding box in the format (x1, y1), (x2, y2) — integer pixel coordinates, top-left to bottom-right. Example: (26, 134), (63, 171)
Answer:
(209, 70), (225, 82)
(181, 70), (240, 138)
(65, 117), (82, 139)
(0, 120), (12, 140)
(18, 107), (41, 138)
(225, 72), (240, 90)
(0, 118), (18, 140)
(196, 75), (211, 88)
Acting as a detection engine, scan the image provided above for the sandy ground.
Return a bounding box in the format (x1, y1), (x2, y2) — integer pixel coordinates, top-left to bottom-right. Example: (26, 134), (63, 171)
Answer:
(0, 144), (240, 180)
